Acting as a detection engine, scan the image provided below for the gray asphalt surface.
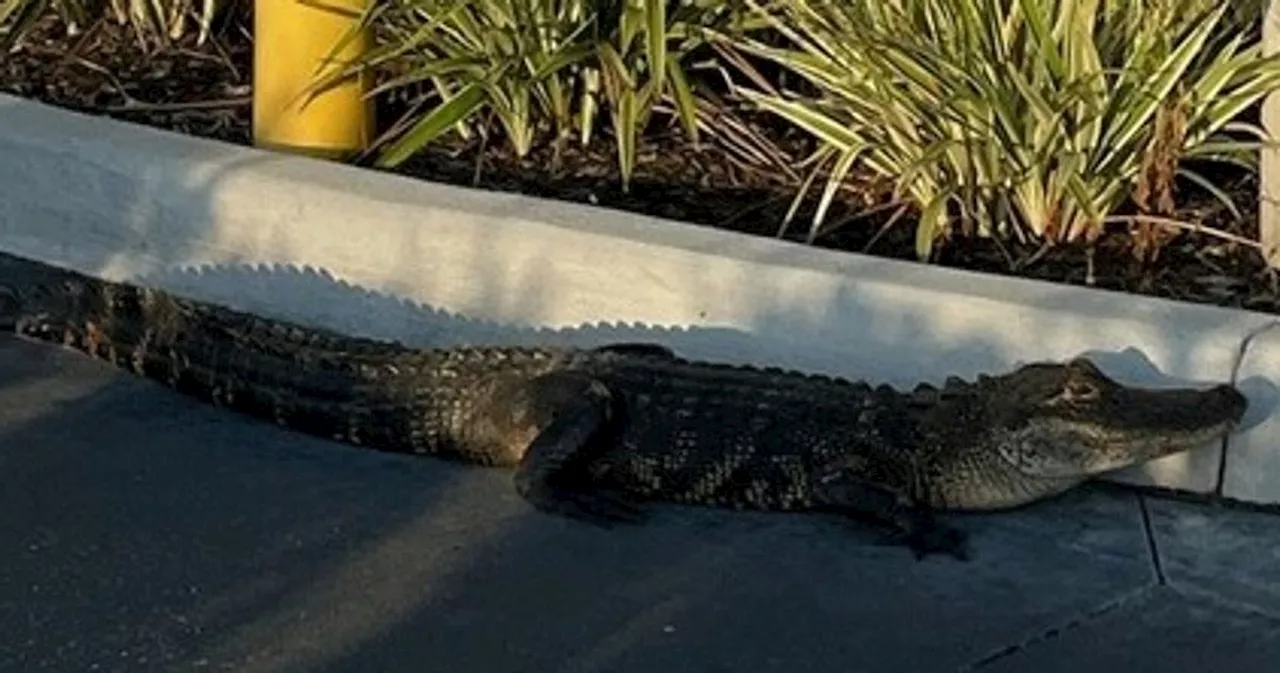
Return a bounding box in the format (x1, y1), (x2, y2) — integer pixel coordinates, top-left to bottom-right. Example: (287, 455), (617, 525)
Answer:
(2, 332), (1279, 673)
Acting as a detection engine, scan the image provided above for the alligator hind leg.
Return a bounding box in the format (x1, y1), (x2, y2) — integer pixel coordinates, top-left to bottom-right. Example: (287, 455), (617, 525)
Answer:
(812, 467), (968, 561)
(510, 372), (647, 526)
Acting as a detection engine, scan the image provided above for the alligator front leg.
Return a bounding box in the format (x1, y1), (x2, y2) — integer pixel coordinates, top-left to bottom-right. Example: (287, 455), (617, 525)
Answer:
(812, 464), (968, 561)
(510, 372), (648, 526)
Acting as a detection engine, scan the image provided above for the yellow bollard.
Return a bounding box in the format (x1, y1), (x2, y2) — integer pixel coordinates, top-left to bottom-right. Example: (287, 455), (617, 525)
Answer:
(253, 0), (373, 160)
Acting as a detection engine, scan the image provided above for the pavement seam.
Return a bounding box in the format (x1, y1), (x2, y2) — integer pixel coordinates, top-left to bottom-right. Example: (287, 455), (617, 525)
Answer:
(1166, 582), (1280, 624)
(1137, 493), (1167, 585)
(1214, 433), (1231, 498)
(956, 584), (1156, 672)
(1218, 320), (1275, 496)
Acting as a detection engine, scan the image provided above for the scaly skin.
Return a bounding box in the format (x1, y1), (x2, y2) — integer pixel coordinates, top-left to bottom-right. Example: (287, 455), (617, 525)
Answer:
(0, 265), (1249, 560)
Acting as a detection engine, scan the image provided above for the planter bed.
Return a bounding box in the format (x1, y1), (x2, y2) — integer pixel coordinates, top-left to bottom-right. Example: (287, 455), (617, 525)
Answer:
(4, 17), (1276, 316)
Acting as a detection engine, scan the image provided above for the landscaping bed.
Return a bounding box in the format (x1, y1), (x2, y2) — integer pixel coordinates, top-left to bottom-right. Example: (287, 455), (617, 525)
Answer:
(3, 11), (1278, 314)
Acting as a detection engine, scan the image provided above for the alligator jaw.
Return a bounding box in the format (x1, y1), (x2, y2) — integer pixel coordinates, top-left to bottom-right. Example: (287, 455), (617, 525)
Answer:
(918, 369), (1246, 513)
(993, 374), (1247, 481)
(1037, 382), (1244, 476)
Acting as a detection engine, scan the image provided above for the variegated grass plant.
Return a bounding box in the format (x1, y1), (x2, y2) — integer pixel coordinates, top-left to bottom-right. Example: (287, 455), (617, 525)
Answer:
(723, 0), (1280, 259)
(2, 0), (223, 50)
(322, 0), (751, 189)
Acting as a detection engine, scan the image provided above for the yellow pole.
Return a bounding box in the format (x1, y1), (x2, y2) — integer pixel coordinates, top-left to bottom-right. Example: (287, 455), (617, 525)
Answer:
(253, 0), (373, 160)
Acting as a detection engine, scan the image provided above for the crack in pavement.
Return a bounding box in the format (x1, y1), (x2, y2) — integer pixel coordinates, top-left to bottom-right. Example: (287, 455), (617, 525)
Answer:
(1138, 493), (1167, 586)
(956, 584), (1156, 672)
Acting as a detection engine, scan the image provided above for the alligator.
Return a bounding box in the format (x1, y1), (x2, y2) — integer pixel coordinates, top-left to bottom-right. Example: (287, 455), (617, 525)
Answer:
(0, 265), (1249, 560)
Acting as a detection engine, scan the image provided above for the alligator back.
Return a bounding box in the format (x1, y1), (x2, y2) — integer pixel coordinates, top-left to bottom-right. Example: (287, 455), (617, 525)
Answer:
(2, 269), (586, 465)
(568, 353), (915, 510)
(2, 266), (911, 482)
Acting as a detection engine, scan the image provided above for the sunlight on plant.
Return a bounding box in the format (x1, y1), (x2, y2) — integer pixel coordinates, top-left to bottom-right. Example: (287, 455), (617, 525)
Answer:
(724, 0), (1280, 259)
(6, 0), (1275, 261)
(319, 0), (744, 189)
(1, 0), (223, 50)
(110, 0), (222, 44)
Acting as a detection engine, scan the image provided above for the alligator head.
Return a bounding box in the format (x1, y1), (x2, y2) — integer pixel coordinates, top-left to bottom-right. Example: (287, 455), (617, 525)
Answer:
(924, 357), (1247, 510)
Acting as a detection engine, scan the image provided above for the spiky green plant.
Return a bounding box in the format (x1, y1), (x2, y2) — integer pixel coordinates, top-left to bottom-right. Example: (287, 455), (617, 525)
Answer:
(2, 0), (224, 50)
(725, 0), (1280, 258)
(319, 0), (746, 189)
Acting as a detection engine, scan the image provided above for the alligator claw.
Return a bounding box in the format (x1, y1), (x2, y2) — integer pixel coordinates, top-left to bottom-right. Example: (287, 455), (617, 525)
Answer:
(878, 516), (970, 561)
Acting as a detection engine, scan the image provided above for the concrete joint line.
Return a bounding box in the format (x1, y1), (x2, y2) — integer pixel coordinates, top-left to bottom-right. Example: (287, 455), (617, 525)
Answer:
(957, 584), (1156, 672)
(1168, 584), (1280, 625)
(1218, 319), (1280, 495)
(1137, 493), (1167, 585)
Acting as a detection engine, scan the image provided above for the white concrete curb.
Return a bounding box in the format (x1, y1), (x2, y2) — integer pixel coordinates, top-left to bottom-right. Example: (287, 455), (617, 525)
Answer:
(1, 93), (1277, 500)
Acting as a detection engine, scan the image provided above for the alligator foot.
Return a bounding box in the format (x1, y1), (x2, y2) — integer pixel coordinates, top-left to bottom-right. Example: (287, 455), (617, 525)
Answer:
(812, 466), (969, 561)
(874, 510), (969, 561)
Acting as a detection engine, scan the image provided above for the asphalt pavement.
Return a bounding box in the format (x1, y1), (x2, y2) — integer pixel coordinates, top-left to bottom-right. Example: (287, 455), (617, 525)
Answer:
(2, 332), (1279, 673)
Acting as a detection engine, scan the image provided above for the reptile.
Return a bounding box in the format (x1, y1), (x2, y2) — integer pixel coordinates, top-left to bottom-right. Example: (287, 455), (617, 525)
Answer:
(0, 265), (1249, 560)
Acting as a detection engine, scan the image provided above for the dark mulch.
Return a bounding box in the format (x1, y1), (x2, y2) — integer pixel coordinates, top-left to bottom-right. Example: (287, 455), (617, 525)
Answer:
(5, 15), (1280, 314)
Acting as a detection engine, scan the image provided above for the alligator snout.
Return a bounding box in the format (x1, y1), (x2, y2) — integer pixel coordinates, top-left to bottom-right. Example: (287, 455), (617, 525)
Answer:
(1208, 383), (1249, 426)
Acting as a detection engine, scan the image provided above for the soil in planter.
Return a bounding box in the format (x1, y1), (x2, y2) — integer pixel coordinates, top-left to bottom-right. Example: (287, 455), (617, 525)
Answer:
(5, 15), (1280, 316)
